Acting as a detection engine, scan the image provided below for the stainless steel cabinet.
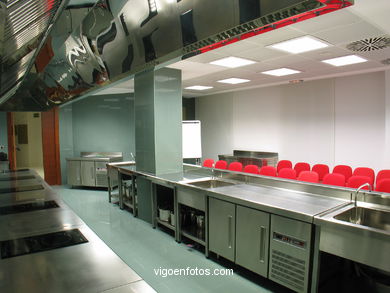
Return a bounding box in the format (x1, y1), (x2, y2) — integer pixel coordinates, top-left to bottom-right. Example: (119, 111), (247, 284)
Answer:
(236, 205), (270, 277)
(67, 160), (81, 186)
(81, 161), (95, 187)
(208, 197), (235, 262)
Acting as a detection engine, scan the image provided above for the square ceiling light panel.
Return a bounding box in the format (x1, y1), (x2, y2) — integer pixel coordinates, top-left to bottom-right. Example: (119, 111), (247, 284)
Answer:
(210, 57), (256, 68)
(217, 78), (250, 84)
(268, 36), (330, 54)
(185, 86), (214, 90)
(261, 68), (302, 76)
(321, 55), (368, 66)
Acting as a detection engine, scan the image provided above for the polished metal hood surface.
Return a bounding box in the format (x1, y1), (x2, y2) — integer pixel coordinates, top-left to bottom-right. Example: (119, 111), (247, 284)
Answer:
(0, 0), (69, 108)
(0, 0), (353, 111)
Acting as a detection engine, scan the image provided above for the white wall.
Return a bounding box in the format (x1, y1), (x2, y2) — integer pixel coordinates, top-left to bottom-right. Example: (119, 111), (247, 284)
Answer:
(196, 71), (388, 172)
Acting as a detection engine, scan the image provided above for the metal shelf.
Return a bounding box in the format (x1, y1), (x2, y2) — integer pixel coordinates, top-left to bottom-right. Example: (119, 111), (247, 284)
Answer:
(181, 229), (205, 246)
(156, 218), (175, 231)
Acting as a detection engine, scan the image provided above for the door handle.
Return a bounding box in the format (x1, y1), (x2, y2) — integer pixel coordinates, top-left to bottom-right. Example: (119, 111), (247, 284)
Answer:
(259, 226), (266, 262)
(228, 215), (233, 249)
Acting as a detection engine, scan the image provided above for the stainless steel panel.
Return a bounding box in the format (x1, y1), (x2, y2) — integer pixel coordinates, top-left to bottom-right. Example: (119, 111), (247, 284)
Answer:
(235, 205), (269, 277)
(0, 0), (347, 110)
(81, 160), (95, 186)
(0, 226), (143, 293)
(67, 159), (81, 185)
(314, 203), (390, 273)
(177, 186), (205, 211)
(269, 215), (312, 293)
(208, 197), (235, 262)
(100, 280), (156, 293)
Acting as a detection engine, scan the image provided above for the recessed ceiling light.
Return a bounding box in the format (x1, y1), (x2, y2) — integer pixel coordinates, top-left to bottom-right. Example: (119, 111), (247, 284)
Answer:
(321, 55), (368, 66)
(217, 78), (250, 84)
(261, 68), (301, 76)
(185, 85), (214, 90)
(267, 36), (330, 54)
(210, 57), (256, 68)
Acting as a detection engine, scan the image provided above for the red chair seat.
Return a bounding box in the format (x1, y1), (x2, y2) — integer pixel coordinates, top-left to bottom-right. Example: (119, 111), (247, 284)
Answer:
(278, 168), (296, 180)
(322, 173), (346, 187)
(353, 167), (375, 186)
(244, 165), (259, 174)
(228, 162), (243, 172)
(259, 166), (277, 177)
(294, 162), (310, 177)
(202, 159), (214, 168)
(375, 179), (390, 193)
(376, 170), (390, 186)
(312, 164), (329, 181)
(346, 175), (371, 189)
(297, 171), (319, 183)
(215, 160), (228, 170)
(333, 165), (352, 181)
(277, 160), (292, 173)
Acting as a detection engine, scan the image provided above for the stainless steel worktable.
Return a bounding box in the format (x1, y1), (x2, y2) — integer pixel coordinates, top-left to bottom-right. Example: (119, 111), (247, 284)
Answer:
(0, 169), (156, 293)
(116, 165), (347, 223)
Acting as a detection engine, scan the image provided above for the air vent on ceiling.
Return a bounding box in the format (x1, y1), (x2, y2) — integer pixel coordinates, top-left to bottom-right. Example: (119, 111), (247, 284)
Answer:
(346, 36), (390, 52)
(381, 58), (390, 65)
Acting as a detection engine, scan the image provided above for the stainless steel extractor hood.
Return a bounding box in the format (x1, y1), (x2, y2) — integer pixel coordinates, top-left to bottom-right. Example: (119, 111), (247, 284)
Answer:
(0, 0), (353, 111)
(0, 0), (69, 109)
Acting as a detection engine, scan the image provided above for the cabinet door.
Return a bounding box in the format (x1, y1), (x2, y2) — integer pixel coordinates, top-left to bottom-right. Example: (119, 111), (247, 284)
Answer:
(67, 160), (81, 185)
(81, 161), (95, 186)
(236, 205), (269, 277)
(208, 197), (235, 262)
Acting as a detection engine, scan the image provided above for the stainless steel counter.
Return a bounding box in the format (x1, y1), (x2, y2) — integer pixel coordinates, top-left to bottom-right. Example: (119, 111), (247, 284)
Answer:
(0, 169), (156, 293)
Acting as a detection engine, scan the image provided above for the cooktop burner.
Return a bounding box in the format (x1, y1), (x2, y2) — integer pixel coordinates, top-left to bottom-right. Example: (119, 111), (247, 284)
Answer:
(0, 175), (35, 181)
(0, 229), (88, 259)
(0, 184), (44, 194)
(0, 200), (59, 215)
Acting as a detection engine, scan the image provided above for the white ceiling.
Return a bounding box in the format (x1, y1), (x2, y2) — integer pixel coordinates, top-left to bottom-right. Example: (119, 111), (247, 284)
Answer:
(95, 0), (390, 97)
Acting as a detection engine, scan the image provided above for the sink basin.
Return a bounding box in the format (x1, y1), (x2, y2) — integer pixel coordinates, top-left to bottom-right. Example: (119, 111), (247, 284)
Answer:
(187, 179), (236, 189)
(334, 207), (390, 232)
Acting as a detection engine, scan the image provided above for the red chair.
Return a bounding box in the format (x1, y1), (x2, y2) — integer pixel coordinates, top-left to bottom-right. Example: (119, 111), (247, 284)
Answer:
(202, 159), (214, 168)
(244, 165), (259, 174)
(346, 175), (371, 189)
(353, 167), (375, 186)
(333, 165), (353, 181)
(215, 160), (228, 170)
(259, 166), (277, 177)
(376, 170), (390, 186)
(228, 162), (243, 172)
(278, 168), (297, 180)
(312, 164), (329, 181)
(322, 173), (346, 187)
(297, 171), (319, 183)
(294, 162), (310, 177)
(375, 179), (390, 193)
(277, 160), (292, 173)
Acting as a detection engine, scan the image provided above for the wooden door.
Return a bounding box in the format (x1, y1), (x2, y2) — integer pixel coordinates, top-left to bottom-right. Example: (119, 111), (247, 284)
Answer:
(41, 107), (61, 185)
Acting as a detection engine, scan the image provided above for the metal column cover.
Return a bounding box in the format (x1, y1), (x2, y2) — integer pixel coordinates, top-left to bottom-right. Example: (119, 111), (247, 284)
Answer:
(134, 67), (182, 175)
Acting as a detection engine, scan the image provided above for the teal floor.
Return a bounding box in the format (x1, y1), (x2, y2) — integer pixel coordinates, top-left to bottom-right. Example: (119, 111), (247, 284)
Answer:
(55, 186), (291, 293)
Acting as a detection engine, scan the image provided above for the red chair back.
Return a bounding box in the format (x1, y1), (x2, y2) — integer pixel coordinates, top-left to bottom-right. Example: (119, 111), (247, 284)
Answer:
(294, 162), (310, 176)
(353, 167), (375, 186)
(243, 165), (259, 174)
(259, 166), (277, 177)
(322, 173), (346, 187)
(375, 179), (390, 193)
(333, 165), (352, 181)
(228, 162), (243, 172)
(261, 159), (268, 167)
(312, 164), (329, 181)
(215, 160), (228, 170)
(202, 159), (214, 168)
(376, 170), (390, 186)
(278, 168), (297, 180)
(346, 175), (371, 189)
(298, 171), (319, 183)
(277, 160), (292, 173)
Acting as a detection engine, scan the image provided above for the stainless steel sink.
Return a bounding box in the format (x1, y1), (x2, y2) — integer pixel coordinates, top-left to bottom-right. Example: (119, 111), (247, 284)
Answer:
(187, 179), (236, 189)
(334, 207), (390, 232)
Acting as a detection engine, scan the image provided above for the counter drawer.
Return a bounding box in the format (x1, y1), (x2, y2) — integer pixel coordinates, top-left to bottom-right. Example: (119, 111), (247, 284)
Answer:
(177, 187), (206, 211)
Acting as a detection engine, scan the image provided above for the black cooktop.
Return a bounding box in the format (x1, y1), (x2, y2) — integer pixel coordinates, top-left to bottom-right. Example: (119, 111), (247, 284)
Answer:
(0, 175), (35, 181)
(0, 184), (44, 194)
(0, 229), (88, 259)
(0, 200), (59, 215)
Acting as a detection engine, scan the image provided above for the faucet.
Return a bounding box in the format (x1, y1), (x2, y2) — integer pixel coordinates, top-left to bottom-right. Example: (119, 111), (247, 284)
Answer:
(211, 163), (215, 180)
(353, 183), (372, 206)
